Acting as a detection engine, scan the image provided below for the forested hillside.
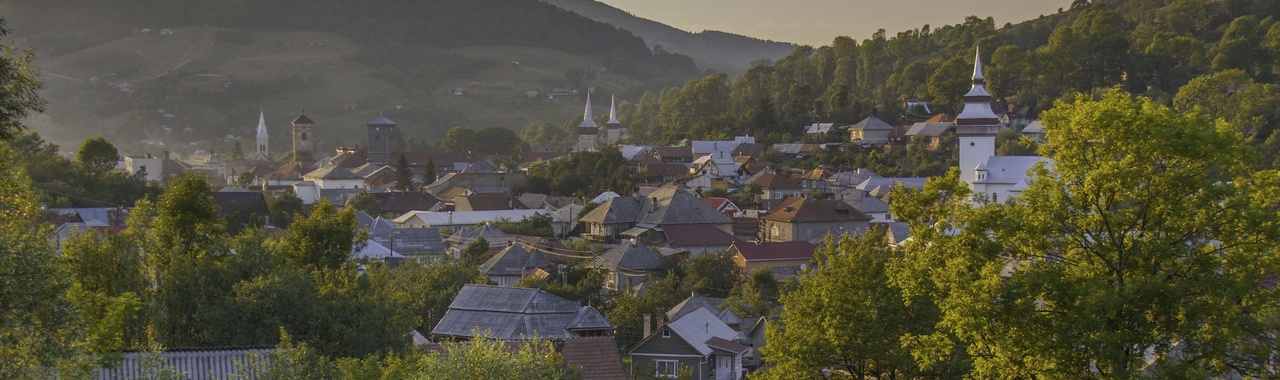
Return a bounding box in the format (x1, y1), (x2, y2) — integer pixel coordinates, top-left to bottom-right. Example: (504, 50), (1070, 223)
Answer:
(618, 0), (1280, 153)
(542, 0), (797, 71)
(5, 0), (701, 152)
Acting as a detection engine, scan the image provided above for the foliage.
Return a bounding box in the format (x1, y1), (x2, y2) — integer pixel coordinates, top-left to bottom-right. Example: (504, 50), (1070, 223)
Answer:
(0, 144), (88, 378)
(460, 237), (490, 265)
(518, 147), (636, 197)
(758, 233), (954, 379)
(76, 136), (118, 174)
(346, 192), (381, 217)
(0, 20), (44, 140)
(441, 126), (522, 155)
(265, 192), (305, 228)
(4, 133), (156, 207)
(366, 259), (484, 333)
(994, 128), (1037, 156)
(723, 268), (781, 318)
(890, 90), (1280, 377)
(275, 199), (366, 270)
(677, 250), (741, 298)
(393, 153), (414, 191)
(514, 263), (607, 307)
(494, 213), (556, 239)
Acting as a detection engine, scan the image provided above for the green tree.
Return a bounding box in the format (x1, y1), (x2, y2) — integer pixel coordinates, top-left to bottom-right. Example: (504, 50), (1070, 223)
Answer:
(678, 250), (740, 298)
(76, 136), (118, 174)
(346, 192), (381, 216)
(0, 145), (87, 377)
(723, 268), (780, 318)
(275, 199), (365, 270)
(394, 153), (414, 191)
(423, 157), (438, 185)
(758, 234), (952, 379)
(460, 237), (490, 265)
(236, 172), (256, 188)
(0, 21), (45, 140)
(441, 126), (478, 153)
(266, 192), (305, 228)
(894, 90), (1280, 377)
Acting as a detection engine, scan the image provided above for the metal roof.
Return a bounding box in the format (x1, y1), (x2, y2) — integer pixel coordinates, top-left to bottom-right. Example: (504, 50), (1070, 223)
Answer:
(590, 240), (664, 272)
(431, 285), (613, 341)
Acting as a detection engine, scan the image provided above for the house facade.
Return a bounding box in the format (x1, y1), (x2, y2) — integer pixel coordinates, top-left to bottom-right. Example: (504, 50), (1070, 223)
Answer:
(629, 307), (747, 380)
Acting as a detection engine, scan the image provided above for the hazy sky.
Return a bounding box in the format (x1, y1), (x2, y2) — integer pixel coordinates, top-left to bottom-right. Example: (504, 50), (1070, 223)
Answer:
(596, 0), (1073, 47)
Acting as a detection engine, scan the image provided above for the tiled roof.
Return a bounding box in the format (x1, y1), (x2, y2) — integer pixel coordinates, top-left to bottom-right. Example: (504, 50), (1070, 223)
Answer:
(667, 294), (725, 321)
(661, 224), (741, 248)
(639, 186), (733, 226)
(366, 115), (396, 125)
(762, 197), (870, 223)
(455, 193), (527, 211)
(369, 192), (440, 215)
(732, 241), (817, 262)
(579, 196), (642, 224)
(753, 173), (801, 190)
(561, 337), (627, 380)
(479, 243), (552, 277)
(431, 285), (611, 340)
(590, 240), (664, 271)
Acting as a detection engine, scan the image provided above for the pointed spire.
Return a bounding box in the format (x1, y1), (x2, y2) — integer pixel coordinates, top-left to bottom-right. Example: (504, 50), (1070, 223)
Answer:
(607, 95), (620, 125)
(972, 46), (984, 81)
(257, 110), (268, 137)
(577, 90), (599, 130)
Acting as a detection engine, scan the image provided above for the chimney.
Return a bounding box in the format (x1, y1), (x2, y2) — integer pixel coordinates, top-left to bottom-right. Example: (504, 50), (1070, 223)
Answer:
(657, 314), (665, 328)
(644, 314), (652, 337)
(448, 211), (453, 225)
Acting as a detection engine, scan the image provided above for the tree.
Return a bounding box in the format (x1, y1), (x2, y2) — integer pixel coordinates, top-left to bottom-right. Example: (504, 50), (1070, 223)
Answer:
(423, 157), (438, 185)
(894, 90), (1280, 377)
(266, 192), (305, 228)
(678, 250), (740, 298)
(393, 153), (414, 191)
(460, 237), (490, 265)
(723, 268), (780, 318)
(346, 192), (381, 216)
(758, 234), (952, 379)
(0, 145), (87, 377)
(236, 172), (256, 188)
(76, 136), (118, 174)
(275, 199), (365, 270)
(0, 20), (45, 141)
(441, 126), (477, 153)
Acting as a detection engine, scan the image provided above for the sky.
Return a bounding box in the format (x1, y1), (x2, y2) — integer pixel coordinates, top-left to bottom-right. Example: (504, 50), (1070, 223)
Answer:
(596, 0), (1074, 47)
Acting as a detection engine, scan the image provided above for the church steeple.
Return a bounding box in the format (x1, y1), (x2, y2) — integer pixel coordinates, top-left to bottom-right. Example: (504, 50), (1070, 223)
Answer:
(254, 110), (269, 160)
(607, 95), (620, 125)
(578, 90), (599, 130)
(955, 47), (1000, 189)
(576, 90), (601, 152)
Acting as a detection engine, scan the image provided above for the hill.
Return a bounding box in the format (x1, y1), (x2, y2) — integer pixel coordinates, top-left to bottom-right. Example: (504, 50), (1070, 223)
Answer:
(4, 0), (702, 153)
(540, 0), (797, 72)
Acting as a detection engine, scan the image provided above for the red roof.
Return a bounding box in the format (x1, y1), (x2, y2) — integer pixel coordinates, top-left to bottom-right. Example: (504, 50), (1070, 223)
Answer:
(662, 224), (742, 248)
(731, 241), (817, 261)
(699, 197), (730, 210)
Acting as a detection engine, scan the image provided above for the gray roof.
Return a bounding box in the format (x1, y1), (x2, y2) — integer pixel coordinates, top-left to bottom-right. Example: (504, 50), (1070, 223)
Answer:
(431, 285), (613, 340)
(517, 193), (556, 209)
(579, 196), (643, 224)
(303, 165), (363, 180)
(829, 169), (879, 187)
(479, 243), (552, 277)
(975, 156), (1047, 184)
(590, 240), (665, 272)
(659, 308), (740, 357)
(905, 122), (953, 137)
(460, 160), (499, 174)
(566, 306), (614, 331)
(850, 116), (894, 130)
(96, 348), (274, 379)
(884, 222), (910, 245)
(667, 294), (725, 321)
(367, 115), (397, 126)
(857, 177), (926, 192)
(445, 223), (510, 248)
(638, 186), (733, 226)
(367, 227), (444, 254)
(1022, 120), (1044, 134)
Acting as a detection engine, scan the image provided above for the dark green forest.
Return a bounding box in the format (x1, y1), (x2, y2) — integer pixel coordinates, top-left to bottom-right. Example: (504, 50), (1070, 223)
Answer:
(619, 0), (1280, 151)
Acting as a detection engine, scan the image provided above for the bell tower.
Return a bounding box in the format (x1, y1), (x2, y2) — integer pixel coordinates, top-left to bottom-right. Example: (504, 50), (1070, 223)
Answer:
(955, 47), (1000, 189)
(291, 109), (315, 162)
(255, 110), (269, 160)
(366, 113), (398, 165)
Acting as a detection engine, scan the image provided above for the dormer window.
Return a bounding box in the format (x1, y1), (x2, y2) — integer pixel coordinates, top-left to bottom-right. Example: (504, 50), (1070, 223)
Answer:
(661, 328), (671, 338)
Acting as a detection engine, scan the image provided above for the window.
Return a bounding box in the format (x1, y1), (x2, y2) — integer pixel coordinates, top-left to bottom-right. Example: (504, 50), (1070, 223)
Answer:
(655, 360), (678, 378)
(992, 193), (998, 203)
(661, 328), (671, 338)
(301, 132), (308, 141)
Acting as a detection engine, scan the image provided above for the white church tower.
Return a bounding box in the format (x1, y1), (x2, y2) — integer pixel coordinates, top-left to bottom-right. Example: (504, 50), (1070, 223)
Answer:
(955, 47), (1001, 189)
(604, 95), (627, 144)
(576, 91), (601, 152)
(252, 110), (270, 161)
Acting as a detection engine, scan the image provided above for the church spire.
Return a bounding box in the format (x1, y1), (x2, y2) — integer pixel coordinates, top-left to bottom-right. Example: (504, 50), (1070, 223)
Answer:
(577, 90), (599, 130)
(972, 47), (985, 81)
(256, 110), (268, 138)
(607, 94), (620, 125)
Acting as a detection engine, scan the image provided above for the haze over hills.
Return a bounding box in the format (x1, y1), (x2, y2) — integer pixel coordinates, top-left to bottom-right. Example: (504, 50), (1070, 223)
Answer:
(541, 0), (797, 72)
(3, 0), (734, 153)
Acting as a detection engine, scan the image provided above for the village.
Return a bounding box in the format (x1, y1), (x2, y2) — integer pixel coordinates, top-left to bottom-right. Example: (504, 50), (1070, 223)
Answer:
(39, 51), (1053, 379)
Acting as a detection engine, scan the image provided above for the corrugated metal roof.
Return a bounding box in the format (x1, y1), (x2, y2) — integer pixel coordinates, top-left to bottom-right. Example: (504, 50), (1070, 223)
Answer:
(663, 308), (740, 356)
(96, 348), (273, 379)
(590, 240), (664, 272)
(479, 243), (552, 277)
(397, 210), (561, 228)
(432, 285), (611, 340)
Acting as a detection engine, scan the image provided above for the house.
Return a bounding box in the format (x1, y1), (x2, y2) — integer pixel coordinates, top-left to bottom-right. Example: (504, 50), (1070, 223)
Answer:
(770, 143), (820, 159)
(837, 189), (893, 222)
(905, 114), (955, 151)
(588, 239), (665, 291)
(750, 173), (803, 201)
(804, 122), (836, 135)
(656, 224), (742, 256)
(351, 239), (406, 266)
(454, 193), (528, 212)
(426, 171), (526, 196)
(431, 284), (615, 341)
(358, 212), (445, 257)
(579, 185), (733, 243)
(698, 197), (741, 218)
(1021, 120), (1045, 141)
(395, 210), (564, 235)
(651, 146), (694, 164)
(729, 241), (818, 278)
(798, 167), (834, 194)
(971, 156), (1045, 204)
(848, 116), (895, 147)
(759, 197), (870, 243)
(628, 307), (747, 380)
(441, 222), (511, 256)
(360, 192), (440, 217)
(479, 242), (553, 286)
(209, 190), (270, 228)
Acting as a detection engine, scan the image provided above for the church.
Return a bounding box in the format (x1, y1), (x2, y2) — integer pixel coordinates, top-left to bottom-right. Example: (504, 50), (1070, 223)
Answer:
(576, 91), (628, 152)
(955, 48), (1047, 204)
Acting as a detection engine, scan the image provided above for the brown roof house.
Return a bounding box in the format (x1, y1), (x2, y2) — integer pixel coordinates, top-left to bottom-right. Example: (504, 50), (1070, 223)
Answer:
(759, 197), (870, 243)
(579, 185), (732, 243)
(431, 284), (626, 379)
(729, 241), (818, 279)
(588, 239), (666, 292)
